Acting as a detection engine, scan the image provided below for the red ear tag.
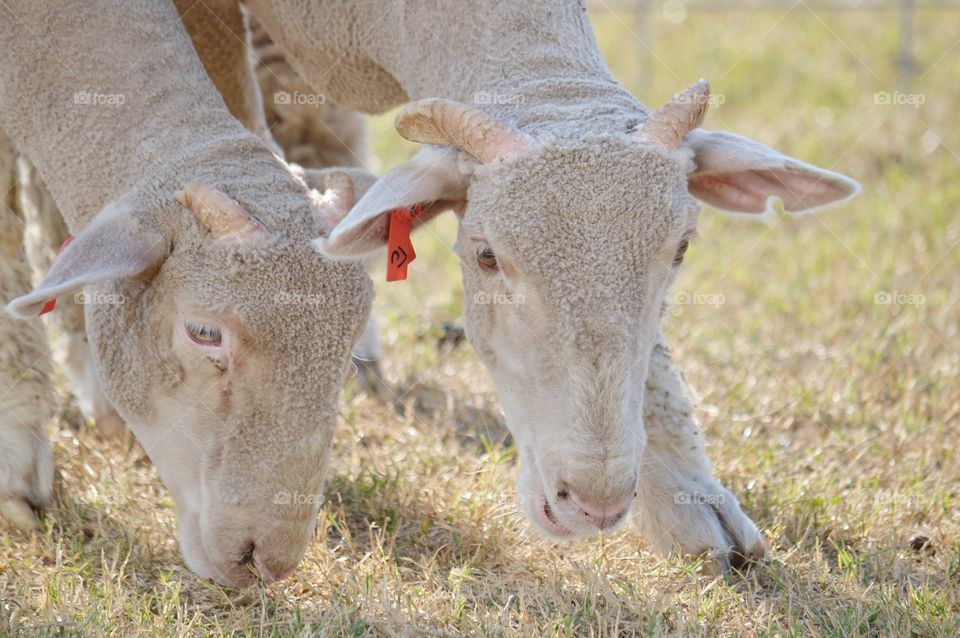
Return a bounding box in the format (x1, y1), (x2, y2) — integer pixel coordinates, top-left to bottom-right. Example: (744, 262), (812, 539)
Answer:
(386, 204), (422, 282)
(37, 235), (75, 316)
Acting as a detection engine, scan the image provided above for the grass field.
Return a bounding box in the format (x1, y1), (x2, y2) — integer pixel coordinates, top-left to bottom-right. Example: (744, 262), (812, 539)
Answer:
(2, 5), (959, 637)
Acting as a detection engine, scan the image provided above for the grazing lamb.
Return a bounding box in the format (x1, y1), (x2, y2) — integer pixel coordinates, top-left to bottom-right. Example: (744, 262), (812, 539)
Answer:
(237, 0), (860, 566)
(0, 0), (375, 586)
(6, 3), (379, 445)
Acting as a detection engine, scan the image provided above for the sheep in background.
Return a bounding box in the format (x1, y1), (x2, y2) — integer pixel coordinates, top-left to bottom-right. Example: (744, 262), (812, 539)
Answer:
(249, 17), (368, 171)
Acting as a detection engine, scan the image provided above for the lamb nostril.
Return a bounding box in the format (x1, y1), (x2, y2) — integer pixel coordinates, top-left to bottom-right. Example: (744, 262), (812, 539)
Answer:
(238, 543), (256, 568)
(240, 543), (282, 584)
(557, 488), (569, 500)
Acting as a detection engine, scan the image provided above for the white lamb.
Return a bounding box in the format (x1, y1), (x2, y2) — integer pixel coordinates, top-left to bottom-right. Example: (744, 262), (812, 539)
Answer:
(0, 0), (375, 586)
(244, 0), (861, 568)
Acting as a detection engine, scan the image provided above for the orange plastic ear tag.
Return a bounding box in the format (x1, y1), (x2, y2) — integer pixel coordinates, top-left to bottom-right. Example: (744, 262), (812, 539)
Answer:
(38, 235), (75, 316)
(386, 204), (422, 282)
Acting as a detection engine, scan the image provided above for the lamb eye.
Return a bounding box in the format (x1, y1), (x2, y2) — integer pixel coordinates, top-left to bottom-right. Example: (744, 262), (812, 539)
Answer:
(185, 321), (222, 346)
(673, 238), (690, 266)
(477, 246), (499, 272)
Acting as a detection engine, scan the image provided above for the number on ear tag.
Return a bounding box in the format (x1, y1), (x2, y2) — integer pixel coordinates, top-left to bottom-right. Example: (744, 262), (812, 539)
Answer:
(386, 204), (422, 282)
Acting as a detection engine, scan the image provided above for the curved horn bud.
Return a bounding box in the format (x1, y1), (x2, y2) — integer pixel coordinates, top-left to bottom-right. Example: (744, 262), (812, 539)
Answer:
(175, 183), (262, 240)
(395, 98), (538, 163)
(634, 79), (711, 150)
(309, 170), (359, 234)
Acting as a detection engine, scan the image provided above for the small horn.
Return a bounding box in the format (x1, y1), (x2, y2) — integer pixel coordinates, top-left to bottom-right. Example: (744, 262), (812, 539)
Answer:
(395, 98), (537, 163)
(310, 170), (358, 233)
(175, 183), (261, 239)
(634, 79), (711, 150)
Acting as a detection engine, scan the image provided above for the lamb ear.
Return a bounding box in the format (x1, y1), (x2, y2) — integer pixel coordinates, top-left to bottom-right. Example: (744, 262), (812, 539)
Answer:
(315, 148), (471, 257)
(6, 204), (167, 318)
(299, 167), (378, 236)
(683, 129), (861, 215)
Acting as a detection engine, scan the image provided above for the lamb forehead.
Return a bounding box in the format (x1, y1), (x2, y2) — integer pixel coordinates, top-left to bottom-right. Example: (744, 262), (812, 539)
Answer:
(172, 238), (371, 341)
(468, 143), (694, 298)
(472, 142), (689, 234)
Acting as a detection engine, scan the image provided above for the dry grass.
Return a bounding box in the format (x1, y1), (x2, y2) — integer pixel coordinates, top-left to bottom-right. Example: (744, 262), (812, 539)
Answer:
(2, 7), (959, 637)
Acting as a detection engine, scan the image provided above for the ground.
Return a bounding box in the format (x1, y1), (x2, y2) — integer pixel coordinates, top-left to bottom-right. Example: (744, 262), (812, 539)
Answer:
(2, 6), (958, 637)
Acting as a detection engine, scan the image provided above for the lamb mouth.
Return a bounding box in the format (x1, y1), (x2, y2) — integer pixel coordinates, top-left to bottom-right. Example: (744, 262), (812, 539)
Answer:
(538, 495), (574, 537)
(544, 500), (561, 526)
(522, 450), (574, 537)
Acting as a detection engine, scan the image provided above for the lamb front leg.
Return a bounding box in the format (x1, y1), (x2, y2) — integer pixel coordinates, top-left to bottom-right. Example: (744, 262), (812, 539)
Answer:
(0, 133), (55, 529)
(633, 332), (767, 570)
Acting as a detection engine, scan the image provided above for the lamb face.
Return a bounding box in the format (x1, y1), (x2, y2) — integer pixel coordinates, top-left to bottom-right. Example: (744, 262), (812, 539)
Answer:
(324, 142), (695, 538)
(321, 83), (859, 541)
(9, 181), (372, 586)
(121, 233), (370, 586)
(458, 145), (697, 537)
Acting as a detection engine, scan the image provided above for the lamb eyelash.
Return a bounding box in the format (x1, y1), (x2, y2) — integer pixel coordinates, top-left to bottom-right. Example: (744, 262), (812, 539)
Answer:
(185, 321), (222, 345)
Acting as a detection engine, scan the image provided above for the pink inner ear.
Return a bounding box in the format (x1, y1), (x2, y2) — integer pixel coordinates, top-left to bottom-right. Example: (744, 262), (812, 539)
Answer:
(688, 166), (855, 214)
